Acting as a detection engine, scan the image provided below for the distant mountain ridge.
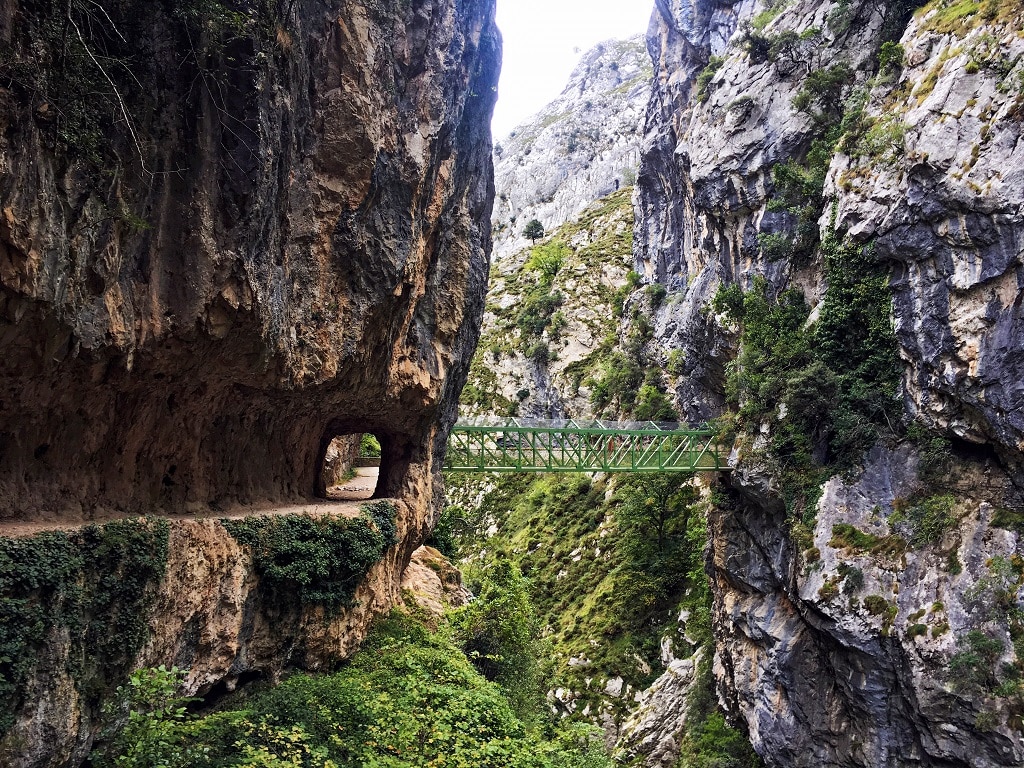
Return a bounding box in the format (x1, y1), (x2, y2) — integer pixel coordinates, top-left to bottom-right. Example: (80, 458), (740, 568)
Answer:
(491, 36), (652, 263)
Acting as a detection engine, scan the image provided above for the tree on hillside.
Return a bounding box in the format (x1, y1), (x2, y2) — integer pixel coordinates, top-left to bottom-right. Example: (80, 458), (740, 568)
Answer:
(523, 219), (544, 243)
(617, 474), (697, 555)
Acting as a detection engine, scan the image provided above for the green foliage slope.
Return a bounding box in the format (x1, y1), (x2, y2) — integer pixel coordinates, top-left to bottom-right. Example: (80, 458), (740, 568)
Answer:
(444, 472), (761, 767)
(92, 613), (614, 768)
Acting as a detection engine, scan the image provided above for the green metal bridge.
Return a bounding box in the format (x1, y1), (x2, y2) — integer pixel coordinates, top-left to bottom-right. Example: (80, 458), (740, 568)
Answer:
(443, 418), (729, 473)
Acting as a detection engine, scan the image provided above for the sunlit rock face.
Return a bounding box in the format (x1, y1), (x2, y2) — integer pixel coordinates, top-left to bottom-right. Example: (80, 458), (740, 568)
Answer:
(491, 36), (651, 263)
(638, 0), (1024, 765)
(0, 0), (499, 523)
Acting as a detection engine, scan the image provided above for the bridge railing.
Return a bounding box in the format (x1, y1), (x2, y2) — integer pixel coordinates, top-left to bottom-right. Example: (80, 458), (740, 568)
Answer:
(444, 419), (729, 473)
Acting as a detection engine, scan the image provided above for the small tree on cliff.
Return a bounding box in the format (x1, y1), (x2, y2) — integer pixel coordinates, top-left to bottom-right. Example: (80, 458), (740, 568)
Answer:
(522, 219), (544, 243)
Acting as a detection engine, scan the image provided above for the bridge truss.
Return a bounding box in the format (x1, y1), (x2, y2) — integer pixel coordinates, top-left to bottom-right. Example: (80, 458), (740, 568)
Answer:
(443, 418), (728, 473)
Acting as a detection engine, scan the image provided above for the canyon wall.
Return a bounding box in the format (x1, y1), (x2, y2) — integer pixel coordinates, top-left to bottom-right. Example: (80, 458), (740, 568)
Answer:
(0, 0), (498, 519)
(0, 0), (498, 764)
(637, 0), (1024, 765)
(491, 36), (650, 262)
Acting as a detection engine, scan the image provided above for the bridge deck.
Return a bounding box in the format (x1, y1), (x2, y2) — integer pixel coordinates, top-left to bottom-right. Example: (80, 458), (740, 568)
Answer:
(443, 418), (728, 473)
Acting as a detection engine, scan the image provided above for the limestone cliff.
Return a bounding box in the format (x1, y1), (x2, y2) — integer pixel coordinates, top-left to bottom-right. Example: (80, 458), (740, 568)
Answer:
(0, 0), (498, 519)
(638, 0), (1024, 765)
(0, 0), (498, 764)
(492, 36), (650, 262)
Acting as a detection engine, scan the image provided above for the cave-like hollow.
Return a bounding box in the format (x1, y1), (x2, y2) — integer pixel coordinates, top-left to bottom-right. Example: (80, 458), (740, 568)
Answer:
(314, 422), (407, 501)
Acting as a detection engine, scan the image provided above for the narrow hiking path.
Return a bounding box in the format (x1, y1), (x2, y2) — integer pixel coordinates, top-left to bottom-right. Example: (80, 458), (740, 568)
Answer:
(0, 467), (383, 539)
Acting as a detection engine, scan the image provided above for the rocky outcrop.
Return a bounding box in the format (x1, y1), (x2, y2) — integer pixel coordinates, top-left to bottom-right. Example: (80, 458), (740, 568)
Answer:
(616, 650), (703, 767)
(321, 434), (361, 489)
(637, 0), (1024, 765)
(400, 544), (472, 624)
(492, 37), (650, 262)
(0, 0), (499, 520)
(0, 0), (498, 764)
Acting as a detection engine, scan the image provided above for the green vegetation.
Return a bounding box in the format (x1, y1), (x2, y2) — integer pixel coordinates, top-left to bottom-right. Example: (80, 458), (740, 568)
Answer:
(949, 629), (1007, 691)
(827, 0), (854, 35)
(714, 229), (900, 520)
(223, 503), (397, 609)
(524, 219), (546, 243)
(675, 652), (762, 768)
(587, 294), (676, 421)
(944, 556), (1024, 703)
(445, 473), (761, 767)
(462, 189), (637, 417)
(838, 563), (864, 594)
(830, 523), (906, 558)
(751, 0), (789, 31)
(517, 288), (564, 340)
(92, 666), (197, 768)
(448, 561), (544, 722)
(525, 240), (569, 281)
(360, 433), (382, 457)
(92, 613), (614, 768)
(915, 0), (1022, 35)
(889, 494), (959, 547)
(0, 519), (170, 735)
(793, 63), (854, 127)
(993, 506), (1024, 533)
(696, 56), (725, 103)
(877, 41), (905, 78)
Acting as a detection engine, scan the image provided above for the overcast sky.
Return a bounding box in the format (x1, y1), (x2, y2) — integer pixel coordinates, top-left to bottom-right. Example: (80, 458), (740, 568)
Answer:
(491, 0), (655, 138)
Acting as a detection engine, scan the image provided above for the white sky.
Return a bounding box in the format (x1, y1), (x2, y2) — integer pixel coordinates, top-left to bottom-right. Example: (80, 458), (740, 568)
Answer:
(492, 0), (655, 139)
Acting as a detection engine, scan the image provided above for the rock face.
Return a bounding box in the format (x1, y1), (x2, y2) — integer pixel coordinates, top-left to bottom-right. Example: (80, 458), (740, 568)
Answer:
(492, 36), (650, 262)
(399, 544), (472, 624)
(0, 0), (499, 519)
(616, 650), (703, 767)
(637, 0), (1024, 765)
(0, 0), (498, 764)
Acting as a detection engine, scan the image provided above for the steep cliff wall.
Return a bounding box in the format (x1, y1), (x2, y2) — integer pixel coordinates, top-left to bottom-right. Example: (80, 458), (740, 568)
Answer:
(0, 0), (498, 764)
(492, 36), (650, 262)
(0, 0), (499, 519)
(637, 0), (1024, 765)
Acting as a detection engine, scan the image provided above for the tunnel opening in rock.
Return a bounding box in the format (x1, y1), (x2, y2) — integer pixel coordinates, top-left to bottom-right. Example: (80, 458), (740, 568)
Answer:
(318, 430), (387, 501)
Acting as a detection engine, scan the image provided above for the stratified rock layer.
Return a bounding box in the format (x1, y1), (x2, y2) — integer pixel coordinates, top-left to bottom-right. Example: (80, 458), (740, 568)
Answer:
(0, 0), (499, 520)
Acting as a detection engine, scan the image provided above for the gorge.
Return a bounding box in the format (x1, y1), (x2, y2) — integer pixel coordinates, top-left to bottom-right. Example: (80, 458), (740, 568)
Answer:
(1, 0), (1023, 767)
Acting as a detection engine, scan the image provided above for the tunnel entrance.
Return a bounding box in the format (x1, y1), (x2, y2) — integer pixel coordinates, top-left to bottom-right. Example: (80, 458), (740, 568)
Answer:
(318, 432), (384, 501)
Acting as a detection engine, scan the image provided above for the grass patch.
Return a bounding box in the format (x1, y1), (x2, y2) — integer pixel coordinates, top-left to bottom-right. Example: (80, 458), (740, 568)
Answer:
(830, 523), (907, 557)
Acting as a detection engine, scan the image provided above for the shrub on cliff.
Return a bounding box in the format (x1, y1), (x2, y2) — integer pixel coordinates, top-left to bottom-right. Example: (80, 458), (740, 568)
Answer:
(91, 614), (613, 768)
(222, 503), (397, 608)
(448, 560), (544, 722)
(523, 218), (545, 243)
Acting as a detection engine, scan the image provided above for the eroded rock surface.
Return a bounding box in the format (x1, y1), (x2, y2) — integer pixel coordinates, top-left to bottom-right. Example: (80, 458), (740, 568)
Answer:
(637, 0), (1024, 765)
(0, 0), (499, 520)
(400, 544), (472, 624)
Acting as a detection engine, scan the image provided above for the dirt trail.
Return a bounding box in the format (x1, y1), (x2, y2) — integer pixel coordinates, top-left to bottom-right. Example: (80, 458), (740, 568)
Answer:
(0, 468), (383, 539)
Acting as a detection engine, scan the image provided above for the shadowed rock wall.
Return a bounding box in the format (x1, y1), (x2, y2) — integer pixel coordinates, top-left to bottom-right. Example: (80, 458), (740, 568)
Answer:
(0, 0), (499, 520)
